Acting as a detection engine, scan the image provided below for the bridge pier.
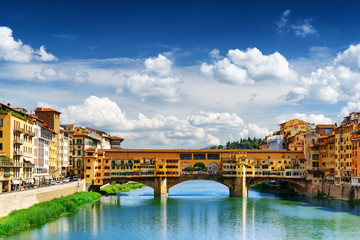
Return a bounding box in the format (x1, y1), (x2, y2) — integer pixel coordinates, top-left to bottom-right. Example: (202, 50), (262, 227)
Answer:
(154, 177), (168, 197)
(229, 177), (247, 197)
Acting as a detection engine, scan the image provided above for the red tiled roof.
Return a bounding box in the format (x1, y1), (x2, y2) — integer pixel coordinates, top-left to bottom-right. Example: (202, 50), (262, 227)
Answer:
(73, 132), (88, 136)
(35, 108), (61, 114)
(110, 136), (124, 140)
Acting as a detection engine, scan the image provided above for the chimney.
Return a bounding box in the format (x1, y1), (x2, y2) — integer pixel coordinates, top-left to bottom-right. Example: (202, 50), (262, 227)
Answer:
(7, 103), (10, 107)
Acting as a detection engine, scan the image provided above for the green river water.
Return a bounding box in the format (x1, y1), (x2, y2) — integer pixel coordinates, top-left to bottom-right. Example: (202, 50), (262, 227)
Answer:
(3, 180), (360, 240)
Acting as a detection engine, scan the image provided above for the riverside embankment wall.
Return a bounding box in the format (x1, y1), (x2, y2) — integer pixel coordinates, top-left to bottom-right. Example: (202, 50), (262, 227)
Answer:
(320, 182), (360, 201)
(0, 180), (86, 218)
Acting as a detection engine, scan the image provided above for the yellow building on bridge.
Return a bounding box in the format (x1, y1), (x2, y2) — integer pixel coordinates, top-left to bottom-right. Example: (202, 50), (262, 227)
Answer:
(84, 148), (305, 186)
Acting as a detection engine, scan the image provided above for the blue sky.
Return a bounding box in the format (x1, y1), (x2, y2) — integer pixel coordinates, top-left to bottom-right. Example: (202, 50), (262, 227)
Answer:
(1, 0), (360, 148)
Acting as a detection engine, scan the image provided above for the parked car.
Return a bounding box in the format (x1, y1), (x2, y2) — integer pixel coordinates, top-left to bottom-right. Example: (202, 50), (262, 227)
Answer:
(63, 178), (70, 183)
(56, 180), (63, 184)
(72, 176), (79, 181)
(50, 180), (56, 185)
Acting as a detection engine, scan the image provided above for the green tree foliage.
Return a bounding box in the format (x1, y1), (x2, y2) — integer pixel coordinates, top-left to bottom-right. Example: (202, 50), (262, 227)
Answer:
(212, 138), (263, 150)
(182, 166), (193, 172)
(193, 162), (205, 171)
(101, 182), (144, 194)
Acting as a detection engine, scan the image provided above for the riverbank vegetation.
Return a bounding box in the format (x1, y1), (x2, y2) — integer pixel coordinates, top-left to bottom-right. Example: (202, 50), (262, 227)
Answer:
(0, 192), (101, 236)
(316, 190), (334, 200)
(101, 182), (144, 194)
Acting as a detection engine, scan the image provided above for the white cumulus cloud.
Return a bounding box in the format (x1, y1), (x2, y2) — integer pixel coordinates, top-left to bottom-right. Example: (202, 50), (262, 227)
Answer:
(201, 48), (297, 84)
(120, 54), (181, 102)
(286, 44), (360, 104)
(339, 101), (360, 120)
(239, 124), (271, 139)
(188, 111), (244, 129)
(0, 26), (57, 62)
(276, 113), (333, 125)
(60, 96), (272, 148)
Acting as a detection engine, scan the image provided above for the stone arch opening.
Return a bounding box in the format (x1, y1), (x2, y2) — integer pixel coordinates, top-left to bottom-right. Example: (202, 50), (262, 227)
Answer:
(180, 161), (192, 173)
(207, 162), (219, 174)
(168, 179), (230, 196)
(247, 178), (308, 193)
(193, 162), (206, 172)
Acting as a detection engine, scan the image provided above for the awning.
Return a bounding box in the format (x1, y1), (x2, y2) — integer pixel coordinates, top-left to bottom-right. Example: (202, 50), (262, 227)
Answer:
(23, 157), (32, 162)
(12, 179), (22, 185)
(26, 179), (34, 184)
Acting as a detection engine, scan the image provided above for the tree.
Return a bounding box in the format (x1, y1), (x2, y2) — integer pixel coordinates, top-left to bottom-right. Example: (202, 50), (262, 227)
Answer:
(211, 138), (263, 150)
(194, 162), (205, 171)
(183, 166), (193, 172)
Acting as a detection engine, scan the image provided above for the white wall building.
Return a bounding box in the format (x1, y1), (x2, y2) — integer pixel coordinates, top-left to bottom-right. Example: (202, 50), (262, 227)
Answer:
(33, 124), (51, 181)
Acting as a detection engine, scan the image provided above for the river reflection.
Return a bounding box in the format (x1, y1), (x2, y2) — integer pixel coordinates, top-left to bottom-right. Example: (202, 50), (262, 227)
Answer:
(4, 180), (360, 240)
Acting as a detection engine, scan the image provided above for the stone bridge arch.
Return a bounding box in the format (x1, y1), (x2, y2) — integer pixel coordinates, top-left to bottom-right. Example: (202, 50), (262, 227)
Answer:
(167, 174), (224, 189)
(101, 177), (158, 190)
(167, 175), (240, 196)
(92, 176), (312, 197)
(247, 177), (311, 193)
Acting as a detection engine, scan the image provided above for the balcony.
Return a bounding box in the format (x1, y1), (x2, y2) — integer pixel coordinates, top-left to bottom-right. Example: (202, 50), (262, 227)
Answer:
(14, 126), (24, 133)
(0, 160), (14, 167)
(23, 163), (35, 168)
(14, 150), (23, 156)
(351, 129), (360, 134)
(24, 130), (35, 137)
(14, 138), (24, 145)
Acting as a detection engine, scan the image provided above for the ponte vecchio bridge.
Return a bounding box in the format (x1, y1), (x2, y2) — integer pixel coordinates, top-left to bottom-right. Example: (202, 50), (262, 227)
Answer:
(85, 149), (315, 197)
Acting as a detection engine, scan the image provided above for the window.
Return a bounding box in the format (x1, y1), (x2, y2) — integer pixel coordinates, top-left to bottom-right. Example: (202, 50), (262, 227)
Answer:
(0, 119), (3, 126)
(312, 154), (319, 160)
(180, 154), (192, 160)
(207, 154), (219, 160)
(0, 143), (2, 150)
(193, 154), (205, 160)
(77, 150), (81, 156)
(313, 162), (319, 168)
(0, 130), (2, 138)
(325, 128), (333, 135)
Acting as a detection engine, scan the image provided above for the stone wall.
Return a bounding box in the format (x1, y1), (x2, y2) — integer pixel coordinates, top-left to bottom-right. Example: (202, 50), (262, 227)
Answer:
(321, 182), (360, 200)
(0, 180), (86, 218)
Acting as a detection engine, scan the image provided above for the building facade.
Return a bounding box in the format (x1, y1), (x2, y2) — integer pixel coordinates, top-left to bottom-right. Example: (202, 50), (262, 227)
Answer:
(0, 104), (35, 192)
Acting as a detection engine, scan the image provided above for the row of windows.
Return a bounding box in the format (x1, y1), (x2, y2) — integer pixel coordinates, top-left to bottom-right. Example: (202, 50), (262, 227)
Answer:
(180, 153), (220, 160)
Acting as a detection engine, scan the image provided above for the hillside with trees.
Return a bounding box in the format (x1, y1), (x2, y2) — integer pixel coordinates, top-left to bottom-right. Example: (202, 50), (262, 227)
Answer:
(210, 138), (263, 150)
